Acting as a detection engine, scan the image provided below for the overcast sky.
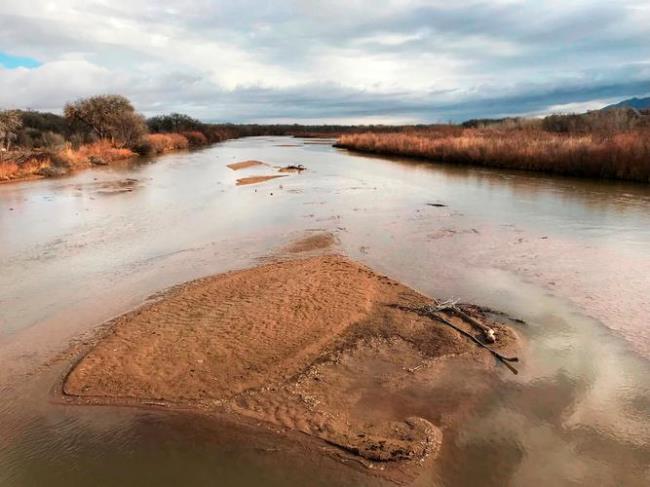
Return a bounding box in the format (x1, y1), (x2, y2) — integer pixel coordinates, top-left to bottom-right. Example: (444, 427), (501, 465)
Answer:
(1, 0), (649, 123)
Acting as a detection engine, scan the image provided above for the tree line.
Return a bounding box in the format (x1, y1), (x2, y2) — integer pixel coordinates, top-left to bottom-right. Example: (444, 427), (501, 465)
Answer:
(1, 94), (396, 154)
(3, 94), (650, 155)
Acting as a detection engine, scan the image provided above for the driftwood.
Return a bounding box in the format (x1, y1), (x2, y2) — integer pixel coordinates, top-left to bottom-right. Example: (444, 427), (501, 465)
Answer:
(415, 304), (519, 375)
(428, 299), (496, 343)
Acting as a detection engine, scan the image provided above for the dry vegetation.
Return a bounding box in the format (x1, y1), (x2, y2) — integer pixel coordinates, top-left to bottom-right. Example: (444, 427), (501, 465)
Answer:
(0, 143), (136, 181)
(0, 98), (242, 182)
(3, 97), (650, 183)
(145, 133), (190, 153)
(0, 99), (366, 183)
(337, 120), (650, 182)
(0, 153), (51, 181)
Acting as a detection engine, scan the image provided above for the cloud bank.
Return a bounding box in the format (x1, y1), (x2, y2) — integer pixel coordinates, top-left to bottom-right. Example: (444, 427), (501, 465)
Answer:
(1, 0), (649, 122)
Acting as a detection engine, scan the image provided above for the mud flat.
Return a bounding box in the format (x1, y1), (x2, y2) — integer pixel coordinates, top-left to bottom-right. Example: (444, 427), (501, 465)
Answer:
(60, 247), (518, 482)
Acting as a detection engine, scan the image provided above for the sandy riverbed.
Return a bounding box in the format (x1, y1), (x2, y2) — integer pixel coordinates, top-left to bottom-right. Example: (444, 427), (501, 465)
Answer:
(59, 235), (517, 482)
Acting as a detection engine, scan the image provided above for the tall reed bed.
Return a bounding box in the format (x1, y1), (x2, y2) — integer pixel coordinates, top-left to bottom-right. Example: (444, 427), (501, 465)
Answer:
(336, 129), (650, 182)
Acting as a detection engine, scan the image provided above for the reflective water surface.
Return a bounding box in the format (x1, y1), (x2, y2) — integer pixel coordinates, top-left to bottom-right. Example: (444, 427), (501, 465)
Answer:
(1, 137), (649, 486)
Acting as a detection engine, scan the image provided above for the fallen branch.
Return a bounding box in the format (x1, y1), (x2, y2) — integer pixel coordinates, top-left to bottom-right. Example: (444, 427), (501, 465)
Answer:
(427, 300), (496, 343)
(415, 305), (519, 375)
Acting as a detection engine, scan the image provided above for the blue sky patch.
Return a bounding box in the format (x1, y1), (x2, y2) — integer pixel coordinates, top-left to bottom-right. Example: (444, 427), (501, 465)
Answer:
(0, 51), (41, 69)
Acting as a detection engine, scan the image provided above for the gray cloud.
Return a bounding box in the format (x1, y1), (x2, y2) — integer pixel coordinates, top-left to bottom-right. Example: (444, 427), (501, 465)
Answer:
(1, 0), (649, 122)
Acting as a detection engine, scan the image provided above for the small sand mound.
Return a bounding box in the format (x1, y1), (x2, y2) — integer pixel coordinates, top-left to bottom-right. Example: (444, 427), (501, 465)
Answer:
(284, 232), (336, 253)
(236, 175), (287, 186)
(227, 160), (266, 170)
(63, 255), (517, 480)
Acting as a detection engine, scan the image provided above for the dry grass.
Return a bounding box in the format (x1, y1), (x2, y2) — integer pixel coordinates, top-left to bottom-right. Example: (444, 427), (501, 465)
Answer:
(54, 141), (135, 169)
(0, 153), (52, 181)
(337, 129), (650, 182)
(181, 131), (209, 146)
(0, 161), (22, 180)
(1, 141), (136, 182)
(2, 123), (233, 183)
(146, 133), (190, 153)
(77, 140), (135, 162)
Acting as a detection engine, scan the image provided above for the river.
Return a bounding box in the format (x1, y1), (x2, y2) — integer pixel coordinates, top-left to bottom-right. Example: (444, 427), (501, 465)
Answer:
(1, 136), (649, 486)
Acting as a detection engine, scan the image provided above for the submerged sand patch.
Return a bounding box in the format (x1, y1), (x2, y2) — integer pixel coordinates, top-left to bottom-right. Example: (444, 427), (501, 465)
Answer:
(227, 160), (266, 170)
(283, 232), (336, 253)
(236, 175), (287, 186)
(63, 255), (517, 480)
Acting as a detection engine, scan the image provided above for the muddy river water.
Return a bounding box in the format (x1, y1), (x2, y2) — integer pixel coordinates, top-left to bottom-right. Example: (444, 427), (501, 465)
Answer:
(1, 136), (650, 486)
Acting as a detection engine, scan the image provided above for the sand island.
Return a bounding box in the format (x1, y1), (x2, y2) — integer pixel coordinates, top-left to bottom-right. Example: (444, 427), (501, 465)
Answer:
(60, 236), (518, 482)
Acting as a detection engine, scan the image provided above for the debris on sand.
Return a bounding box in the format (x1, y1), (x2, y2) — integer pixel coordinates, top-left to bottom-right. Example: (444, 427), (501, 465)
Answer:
(278, 164), (306, 173)
(236, 175), (287, 186)
(61, 253), (518, 482)
(227, 160), (267, 170)
(427, 203), (447, 208)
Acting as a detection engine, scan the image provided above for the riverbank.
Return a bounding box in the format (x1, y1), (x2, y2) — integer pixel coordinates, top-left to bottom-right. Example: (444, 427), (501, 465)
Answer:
(0, 131), (236, 184)
(59, 247), (518, 482)
(335, 129), (650, 182)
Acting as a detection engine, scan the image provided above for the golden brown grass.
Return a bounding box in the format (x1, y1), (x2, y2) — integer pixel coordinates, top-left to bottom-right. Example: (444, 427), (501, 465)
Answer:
(337, 129), (650, 182)
(146, 133), (190, 153)
(181, 131), (209, 146)
(0, 161), (20, 180)
(0, 153), (52, 181)
(1, 122), (236, 182)
(55, 141), (135, 168)
(1, 141), (137, 182)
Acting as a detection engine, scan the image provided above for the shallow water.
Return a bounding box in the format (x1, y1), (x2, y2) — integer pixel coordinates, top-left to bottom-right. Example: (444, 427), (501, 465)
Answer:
(1, 137), (649, 486)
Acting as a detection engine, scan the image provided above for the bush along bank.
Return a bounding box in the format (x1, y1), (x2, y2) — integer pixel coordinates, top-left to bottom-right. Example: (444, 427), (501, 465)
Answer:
(0, 96), (241, 182)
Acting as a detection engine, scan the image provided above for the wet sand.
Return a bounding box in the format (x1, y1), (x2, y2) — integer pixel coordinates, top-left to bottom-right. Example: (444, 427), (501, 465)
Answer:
(227, 160), (267, 170)
(61, 246), (517, 481)
(236, 175), (287, 186)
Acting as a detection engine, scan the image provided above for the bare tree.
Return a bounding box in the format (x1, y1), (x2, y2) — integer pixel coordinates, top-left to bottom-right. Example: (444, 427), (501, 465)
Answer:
(63, 95), (148, 147)
(113, 111), (148, 148)
(0, 110), (23, 151)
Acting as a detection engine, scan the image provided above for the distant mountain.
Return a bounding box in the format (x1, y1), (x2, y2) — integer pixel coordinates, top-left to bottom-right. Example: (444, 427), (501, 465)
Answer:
(603, 96), (650, 111)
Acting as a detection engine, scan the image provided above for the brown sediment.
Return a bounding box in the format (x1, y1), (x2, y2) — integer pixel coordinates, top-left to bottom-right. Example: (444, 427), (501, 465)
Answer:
(227, 160), (267, 170)
(236, 175), (287, 186)
(61, 253), (518, 482)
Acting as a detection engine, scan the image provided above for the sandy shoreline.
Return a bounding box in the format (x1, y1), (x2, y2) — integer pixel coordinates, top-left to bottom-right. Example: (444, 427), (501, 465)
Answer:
(56, 235), (519, 482)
